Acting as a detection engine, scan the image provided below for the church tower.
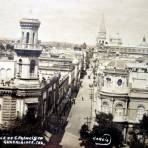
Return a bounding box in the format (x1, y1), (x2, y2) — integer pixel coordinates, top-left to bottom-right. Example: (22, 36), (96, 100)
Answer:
(15, 18), (42, 79)
(96, 14), (107, 46)
(20, 18), (40, 49)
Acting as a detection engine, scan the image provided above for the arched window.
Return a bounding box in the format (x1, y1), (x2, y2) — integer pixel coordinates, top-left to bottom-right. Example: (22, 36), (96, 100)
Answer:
(115, 103), (124, 116)
(30, 60), (36, 75)
(19, 59), (22, 76)
(102, 101), (109, 113)
(1, 68), (6, 80)
(26, 32), (29, 44)
(117, 79), (122, 86)
(6, 68), (11, 80)
(106, 77), (111, 86)
(137, 105), (145, 121)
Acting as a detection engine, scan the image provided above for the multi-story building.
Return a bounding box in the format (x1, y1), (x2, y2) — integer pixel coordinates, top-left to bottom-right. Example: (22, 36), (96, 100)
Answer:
(96, 57), (148, 140)
(39, 47), (85, 95)
(0, 18), (71, 129)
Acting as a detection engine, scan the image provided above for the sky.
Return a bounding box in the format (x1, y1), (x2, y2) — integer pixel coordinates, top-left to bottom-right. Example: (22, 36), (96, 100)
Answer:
(0, 0), (148, 45)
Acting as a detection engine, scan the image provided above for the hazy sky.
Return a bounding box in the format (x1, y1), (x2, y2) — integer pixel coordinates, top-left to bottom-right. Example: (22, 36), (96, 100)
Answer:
(0, 0), (148, 45)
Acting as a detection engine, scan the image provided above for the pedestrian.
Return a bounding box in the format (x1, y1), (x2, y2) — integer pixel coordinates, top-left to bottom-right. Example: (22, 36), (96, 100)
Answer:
(82, 97), (84, 101)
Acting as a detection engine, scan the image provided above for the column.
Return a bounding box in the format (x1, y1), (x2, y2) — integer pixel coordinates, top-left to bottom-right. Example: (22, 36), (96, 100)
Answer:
(21, 31), (24, 46)
(34, 32), (38, 46)
(23, 32), (27, 48)
(29, 31), (33, 48)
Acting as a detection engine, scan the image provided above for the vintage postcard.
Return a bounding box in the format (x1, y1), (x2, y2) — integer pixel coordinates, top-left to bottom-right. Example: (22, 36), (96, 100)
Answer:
(0, 0), (147, 148)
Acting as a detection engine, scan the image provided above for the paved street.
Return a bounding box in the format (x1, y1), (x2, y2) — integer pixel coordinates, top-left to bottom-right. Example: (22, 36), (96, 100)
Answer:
(60, 69), (94, 148)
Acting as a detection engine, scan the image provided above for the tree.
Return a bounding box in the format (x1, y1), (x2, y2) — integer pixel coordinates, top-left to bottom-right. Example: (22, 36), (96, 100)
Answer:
(80, 124), (90, 140)
(138, 114), (148, 146)
(126, 114), (148, 148)
(79, 112), (123, 148)
(127, 130), (144, 148)
(140, 114), (148, 135)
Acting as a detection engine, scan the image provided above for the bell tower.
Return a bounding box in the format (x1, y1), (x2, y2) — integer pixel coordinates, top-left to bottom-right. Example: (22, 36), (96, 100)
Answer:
(15, 18), (42, 79)
(96, 14), (107, 46)
(20, 18), (40, 49)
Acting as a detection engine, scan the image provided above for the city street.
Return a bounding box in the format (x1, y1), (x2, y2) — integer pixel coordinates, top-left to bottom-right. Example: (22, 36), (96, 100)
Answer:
(60, 69), (94, 148)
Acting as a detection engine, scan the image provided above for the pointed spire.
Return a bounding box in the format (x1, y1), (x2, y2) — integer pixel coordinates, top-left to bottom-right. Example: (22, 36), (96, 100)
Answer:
(99, 13), (106, 34)
(96, 13), (107, 46)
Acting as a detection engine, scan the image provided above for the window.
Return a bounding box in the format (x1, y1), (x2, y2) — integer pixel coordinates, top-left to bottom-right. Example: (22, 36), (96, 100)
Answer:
(30, 60), (36, 74)
(26, 32), (29, 44)
(18, 59), (22, 76)
(102, 101), (109, 113)
(115, 103), (124, 116)
(6, 68), (11, 80)
(0, 68), (6, 80)
(137, 106), (145, 121)
(117, 79), (122, 86)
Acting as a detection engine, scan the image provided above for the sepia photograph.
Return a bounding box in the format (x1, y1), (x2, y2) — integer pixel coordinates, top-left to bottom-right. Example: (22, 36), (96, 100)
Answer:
(0, 0), (148, 147)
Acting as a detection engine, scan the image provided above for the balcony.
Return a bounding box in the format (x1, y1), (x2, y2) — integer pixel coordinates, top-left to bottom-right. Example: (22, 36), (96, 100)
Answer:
(0, 79), (15, 88)
(15, 43), (42, 50)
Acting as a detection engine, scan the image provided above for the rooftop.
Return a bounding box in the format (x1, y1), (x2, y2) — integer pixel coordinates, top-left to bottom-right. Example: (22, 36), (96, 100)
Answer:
(107, 59), (127, 69)
(127, 62), (148, 68)
(20, 18), (40, 24)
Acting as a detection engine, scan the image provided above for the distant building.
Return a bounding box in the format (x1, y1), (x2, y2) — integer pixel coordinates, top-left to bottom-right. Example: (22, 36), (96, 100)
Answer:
(95, 15), (148, 57)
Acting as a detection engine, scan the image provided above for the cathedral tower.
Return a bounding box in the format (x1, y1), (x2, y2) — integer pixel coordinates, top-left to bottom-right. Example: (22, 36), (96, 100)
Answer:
(96, 14), (107, 46)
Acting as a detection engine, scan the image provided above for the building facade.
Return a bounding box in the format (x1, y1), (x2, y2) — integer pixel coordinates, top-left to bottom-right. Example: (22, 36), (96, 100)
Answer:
(0, 18), (73, 129)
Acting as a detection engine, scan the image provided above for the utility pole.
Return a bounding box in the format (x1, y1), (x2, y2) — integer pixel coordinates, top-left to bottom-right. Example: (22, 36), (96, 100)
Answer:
(89, 84), (93, 118)
(89, 80), (95, 129)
